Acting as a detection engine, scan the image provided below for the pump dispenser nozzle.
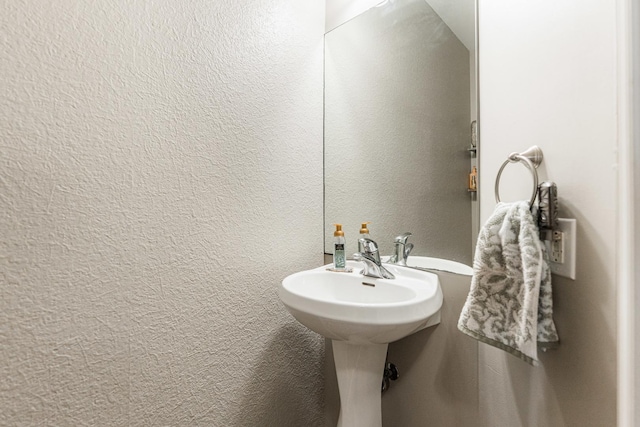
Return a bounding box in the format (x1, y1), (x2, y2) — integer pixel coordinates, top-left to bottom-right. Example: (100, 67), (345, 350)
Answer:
(359, 222), (371, 235)
(358, 222), (371, 253)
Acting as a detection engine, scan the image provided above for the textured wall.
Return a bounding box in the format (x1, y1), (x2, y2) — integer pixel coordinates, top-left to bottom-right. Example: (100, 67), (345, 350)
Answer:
(324, 0), (472, 264)
(478, 0), (617, 425)
(0, 0), (325, 425)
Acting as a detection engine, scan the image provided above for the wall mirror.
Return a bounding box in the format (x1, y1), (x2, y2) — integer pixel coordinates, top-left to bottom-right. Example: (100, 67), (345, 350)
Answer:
(324, 0), (478, 270)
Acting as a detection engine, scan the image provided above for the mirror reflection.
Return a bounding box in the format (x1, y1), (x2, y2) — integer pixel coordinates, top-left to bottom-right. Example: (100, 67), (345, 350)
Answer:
(324, 0), (478, 268)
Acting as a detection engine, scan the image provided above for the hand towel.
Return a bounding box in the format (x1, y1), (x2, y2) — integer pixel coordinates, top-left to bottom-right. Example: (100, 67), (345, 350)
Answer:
(458, 201), (559, 365)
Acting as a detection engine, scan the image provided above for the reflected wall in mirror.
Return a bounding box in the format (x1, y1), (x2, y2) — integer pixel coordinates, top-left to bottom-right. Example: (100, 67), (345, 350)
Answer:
(324, 0), (478, 267)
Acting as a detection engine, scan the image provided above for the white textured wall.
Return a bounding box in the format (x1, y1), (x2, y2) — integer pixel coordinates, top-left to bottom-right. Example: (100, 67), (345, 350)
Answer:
(324, 0), (472, 264)
(478, 0), (617, 425)
(0, 1), (325, 425)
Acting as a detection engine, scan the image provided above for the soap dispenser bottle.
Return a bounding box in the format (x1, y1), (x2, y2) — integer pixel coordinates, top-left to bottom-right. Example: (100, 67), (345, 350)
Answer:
(333, 224), (346, 270)
(358, 222), (371, 253)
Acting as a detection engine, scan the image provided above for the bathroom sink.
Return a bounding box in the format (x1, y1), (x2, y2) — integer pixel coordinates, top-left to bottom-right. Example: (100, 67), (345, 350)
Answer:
(279, 260), (442, 344)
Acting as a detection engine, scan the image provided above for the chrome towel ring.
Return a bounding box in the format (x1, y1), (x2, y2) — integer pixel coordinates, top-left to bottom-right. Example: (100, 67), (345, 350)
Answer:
(494, 146), (544, 208)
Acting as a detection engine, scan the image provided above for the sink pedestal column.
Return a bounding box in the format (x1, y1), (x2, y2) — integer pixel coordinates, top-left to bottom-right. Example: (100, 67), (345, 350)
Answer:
(332, 340), (388, 427)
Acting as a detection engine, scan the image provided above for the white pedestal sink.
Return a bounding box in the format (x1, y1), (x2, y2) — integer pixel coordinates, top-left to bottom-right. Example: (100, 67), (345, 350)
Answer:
(279, 261), (442, 427)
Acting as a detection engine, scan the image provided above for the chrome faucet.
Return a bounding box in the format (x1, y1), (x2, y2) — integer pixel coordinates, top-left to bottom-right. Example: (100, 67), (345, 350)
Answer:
(388, 232), (414, 266)
(353, 238), (395, 280)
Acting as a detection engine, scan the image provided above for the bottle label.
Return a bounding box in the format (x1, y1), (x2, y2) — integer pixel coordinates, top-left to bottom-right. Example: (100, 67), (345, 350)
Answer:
(335, 244), (346, 269)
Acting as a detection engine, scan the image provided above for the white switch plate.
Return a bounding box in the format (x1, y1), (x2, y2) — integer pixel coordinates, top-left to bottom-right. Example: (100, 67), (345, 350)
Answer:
(547, 218), (577, 280)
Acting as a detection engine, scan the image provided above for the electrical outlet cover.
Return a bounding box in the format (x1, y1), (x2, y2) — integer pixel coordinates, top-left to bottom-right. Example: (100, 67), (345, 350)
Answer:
(548, 218), (577, 280)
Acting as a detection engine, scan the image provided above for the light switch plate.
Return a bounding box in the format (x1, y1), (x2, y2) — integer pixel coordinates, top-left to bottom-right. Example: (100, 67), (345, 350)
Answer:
(547, 218), (576, 280)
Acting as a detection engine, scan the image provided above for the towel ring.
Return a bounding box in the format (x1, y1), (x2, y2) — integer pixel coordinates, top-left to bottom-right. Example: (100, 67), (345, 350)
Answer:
(494, 146), (543, 208)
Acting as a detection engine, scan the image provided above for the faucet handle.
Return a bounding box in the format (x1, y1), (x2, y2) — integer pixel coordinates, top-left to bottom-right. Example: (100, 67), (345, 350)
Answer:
(359, 238), (381, 265)
(359, 238), (379, 254)
(394, 232), (412, 245)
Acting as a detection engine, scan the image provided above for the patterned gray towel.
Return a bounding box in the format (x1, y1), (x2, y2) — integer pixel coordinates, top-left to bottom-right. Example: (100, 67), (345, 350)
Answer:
(458, 201), (559, 365)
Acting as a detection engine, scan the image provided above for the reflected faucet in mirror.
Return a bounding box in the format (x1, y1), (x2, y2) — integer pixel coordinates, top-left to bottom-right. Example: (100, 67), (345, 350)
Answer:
(388, 232), (414, 266)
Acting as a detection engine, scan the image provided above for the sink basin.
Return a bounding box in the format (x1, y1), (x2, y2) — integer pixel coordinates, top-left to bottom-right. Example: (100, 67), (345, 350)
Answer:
(280, 260), (443, 427)
(280, 260), (442, 344)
